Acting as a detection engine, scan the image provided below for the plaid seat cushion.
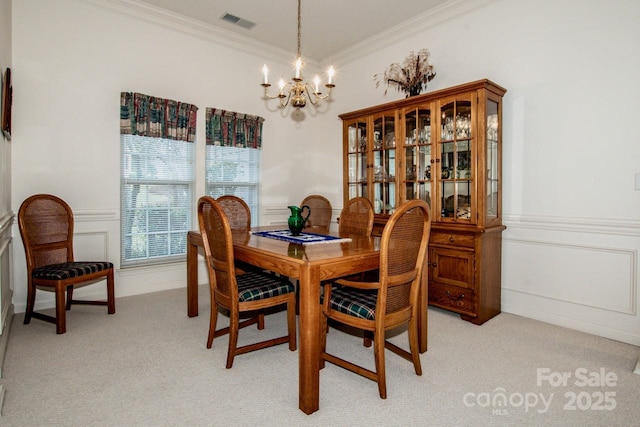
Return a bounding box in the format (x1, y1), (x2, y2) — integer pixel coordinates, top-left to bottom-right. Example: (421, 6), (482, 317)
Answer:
(329, 286), (378, 320)
(237, 271), (295, 302)
(32, 262), (113, 280)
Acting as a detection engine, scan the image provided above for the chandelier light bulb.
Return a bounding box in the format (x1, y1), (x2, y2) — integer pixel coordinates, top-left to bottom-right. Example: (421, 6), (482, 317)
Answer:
(327, 66), (335, 85)
(295, 58), (302, 79)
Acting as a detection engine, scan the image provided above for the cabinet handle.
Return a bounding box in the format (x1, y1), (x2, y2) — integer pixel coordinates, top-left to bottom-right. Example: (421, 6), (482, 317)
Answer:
(445, 290), (465, 301)
(449, 236), (455, 243)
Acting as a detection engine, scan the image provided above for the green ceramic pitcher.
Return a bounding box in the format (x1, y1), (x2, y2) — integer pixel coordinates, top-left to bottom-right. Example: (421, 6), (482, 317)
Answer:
(287, 205), (310, 236)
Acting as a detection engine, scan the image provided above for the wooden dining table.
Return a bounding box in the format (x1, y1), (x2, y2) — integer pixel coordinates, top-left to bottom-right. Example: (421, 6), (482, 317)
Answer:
(186, 227), (428, 415)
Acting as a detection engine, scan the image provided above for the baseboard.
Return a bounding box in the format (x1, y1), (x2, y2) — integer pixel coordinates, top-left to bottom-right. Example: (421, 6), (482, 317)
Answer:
(0, 299), (13, 418)
(0, 301), (15, 377)
(502, 303), (640, 346)
(0, 384), (5, 416)
(0, 304), (13, 380)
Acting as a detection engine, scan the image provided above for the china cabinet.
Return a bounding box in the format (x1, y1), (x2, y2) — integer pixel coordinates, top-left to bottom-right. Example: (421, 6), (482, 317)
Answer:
(340, 79), (506, 324)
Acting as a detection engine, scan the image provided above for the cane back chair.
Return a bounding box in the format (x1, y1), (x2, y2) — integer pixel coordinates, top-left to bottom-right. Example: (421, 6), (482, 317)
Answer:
(216, 195), (251, 231)
(321, 199), (431, 398)
(18, 194), (116, 334)
(300, 194), (332, 234)
(197, 196), (296, 368)
(339, 197), (374, 237)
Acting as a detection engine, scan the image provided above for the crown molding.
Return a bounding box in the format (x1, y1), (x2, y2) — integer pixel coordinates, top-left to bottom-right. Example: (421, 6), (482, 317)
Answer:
(328, 0), (499, 66)
(80, 0), (297, 64)
(80, 0), (496, 67)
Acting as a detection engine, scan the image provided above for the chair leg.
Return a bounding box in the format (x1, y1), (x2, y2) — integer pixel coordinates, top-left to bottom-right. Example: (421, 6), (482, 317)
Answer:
(107, 270), (116, 314)
(207, 304), (219, 349)
(408, 317), (422, 376)
(363, 331), (373, 348)
(286, 296), (297, 351)
(55, 285), (67, 334)
(65, 286), (73, 310)
(257, 313), (265, 330)
(23, 280), (36, 325)
(226, 312), (240, 369)
(373, 332), (387, 399)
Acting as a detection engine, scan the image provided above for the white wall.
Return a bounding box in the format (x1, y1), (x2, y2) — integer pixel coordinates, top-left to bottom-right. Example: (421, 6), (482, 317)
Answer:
(10, 0), (342, 309)
(325, 0), (640, 345)
(9, 0), (640, 345)
(0, 0), (13, 384)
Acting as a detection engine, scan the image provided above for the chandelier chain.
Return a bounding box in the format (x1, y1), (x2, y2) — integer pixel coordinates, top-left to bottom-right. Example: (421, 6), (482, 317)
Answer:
(260, 0), (335, 110)
(297, 0), (302, 58)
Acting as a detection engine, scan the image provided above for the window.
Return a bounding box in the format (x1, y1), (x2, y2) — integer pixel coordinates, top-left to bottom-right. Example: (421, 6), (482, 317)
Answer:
(120, 92), (197, 267)
(205, 108), (264, 225)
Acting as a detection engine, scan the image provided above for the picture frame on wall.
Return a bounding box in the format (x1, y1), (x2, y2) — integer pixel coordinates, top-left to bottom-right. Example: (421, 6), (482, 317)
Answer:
(2, 68), (12, 141)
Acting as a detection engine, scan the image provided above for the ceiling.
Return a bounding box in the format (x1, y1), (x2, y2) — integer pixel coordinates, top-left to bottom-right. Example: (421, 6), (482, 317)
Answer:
(135, 0), (452, 61)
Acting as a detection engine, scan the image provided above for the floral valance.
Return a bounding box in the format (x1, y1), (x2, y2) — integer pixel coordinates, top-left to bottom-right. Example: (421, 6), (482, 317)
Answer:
(120, 92), (198, 142)
(205, 108), (264, 149)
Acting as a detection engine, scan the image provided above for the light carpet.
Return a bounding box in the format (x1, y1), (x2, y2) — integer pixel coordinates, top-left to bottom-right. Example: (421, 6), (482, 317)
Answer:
(1, 285), (638, 426)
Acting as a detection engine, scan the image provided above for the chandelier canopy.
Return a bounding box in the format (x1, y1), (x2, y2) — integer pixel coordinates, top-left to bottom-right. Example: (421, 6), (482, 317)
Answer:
(260, 0), (335, 109)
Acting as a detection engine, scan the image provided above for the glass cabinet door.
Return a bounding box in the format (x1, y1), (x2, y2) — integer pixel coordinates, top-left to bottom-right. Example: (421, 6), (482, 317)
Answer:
(439, 98), (473, 222)
(486, 97), (500, 221)
(346, 119), (368, 200)
(403, 106), (432, 209)
(372, 112), (396, 215)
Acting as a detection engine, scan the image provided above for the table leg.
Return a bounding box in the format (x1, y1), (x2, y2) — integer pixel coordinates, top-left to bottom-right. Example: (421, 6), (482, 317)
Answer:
(187, 231), (199, 318)
(298, 265), (321, 414)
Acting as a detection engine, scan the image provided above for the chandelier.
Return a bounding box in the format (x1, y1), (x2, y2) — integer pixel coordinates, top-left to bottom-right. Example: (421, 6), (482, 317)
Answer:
(260, 0), (335, 109)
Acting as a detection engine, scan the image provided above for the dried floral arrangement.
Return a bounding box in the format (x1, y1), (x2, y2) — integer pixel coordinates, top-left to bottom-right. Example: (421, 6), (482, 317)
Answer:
(374, 49), (436, 97)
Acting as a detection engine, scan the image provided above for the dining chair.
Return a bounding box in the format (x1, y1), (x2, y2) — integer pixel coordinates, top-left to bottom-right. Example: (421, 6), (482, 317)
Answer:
(216, 195), (251, 231)
(216, 195), (255, 274)
(300, 194), (332, 234)
(320, 199), (431, 398)
(339, 197), (374, 237)
(17, 194), (116, 334)
(197, 196), (297, 368)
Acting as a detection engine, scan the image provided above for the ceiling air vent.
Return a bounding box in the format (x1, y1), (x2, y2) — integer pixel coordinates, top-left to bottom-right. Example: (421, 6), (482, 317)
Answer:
(221, 13), (256, 30)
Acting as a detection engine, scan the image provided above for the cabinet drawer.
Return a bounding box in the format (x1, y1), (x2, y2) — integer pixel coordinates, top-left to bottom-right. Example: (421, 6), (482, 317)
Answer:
(430, 231), (475, 249)
(429, 282), (476, 314)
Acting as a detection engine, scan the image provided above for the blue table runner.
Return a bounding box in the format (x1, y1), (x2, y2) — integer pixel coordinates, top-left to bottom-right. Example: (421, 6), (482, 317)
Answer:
(252, 229), (352, 245)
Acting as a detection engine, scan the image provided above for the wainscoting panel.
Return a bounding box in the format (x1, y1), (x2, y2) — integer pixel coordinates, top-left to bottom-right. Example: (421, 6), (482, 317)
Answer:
(502, 215), (640, 346)
(504, 239), (636, 315)
(74, 231), (109, 262)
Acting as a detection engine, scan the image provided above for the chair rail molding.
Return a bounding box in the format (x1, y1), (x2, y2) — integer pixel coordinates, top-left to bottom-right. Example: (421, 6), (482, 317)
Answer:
(73, 209), (118, 222)
(504, 213), (640, 236)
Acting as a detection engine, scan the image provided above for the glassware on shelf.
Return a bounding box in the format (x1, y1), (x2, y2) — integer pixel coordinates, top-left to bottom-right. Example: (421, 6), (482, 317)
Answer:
(487, 114), (498, 141)
(419, 126), (431, 143)
(385, 132), (395, 148)
(406, 165), (416, 180)
(374, 199), (383, 214)
(442, 116), (454, 140)
(455, 113), (471, 139)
